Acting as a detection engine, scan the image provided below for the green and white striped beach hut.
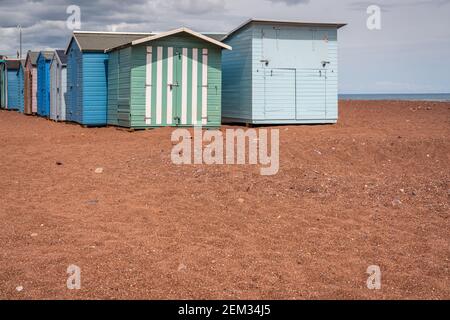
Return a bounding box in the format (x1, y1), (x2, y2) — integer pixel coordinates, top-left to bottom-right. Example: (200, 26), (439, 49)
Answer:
(105, 28), (231, 129)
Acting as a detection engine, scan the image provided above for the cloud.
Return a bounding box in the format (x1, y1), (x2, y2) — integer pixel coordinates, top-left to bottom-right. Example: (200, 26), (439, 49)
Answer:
(177, 0), (225, 14)
(266, 0), (310, 5)
(348, 0), (450, 11)
(0, 0), (232, 55)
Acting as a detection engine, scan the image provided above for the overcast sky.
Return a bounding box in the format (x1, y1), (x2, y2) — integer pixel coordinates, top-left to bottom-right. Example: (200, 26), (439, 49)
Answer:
(1, 0), (449, 93)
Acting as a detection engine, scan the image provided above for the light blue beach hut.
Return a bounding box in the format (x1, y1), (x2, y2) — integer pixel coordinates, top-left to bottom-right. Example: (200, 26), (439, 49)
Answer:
(3, 59), (21, 110)
(222, 19), (346, 124)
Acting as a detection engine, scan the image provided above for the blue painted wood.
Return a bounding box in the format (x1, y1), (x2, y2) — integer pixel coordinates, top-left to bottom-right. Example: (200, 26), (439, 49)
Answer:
(37, 53), (52, 117)
(0, 60), (6, 109)
(82, 52), (108, 125)
(66, 40), (108, 126)
(7, 69), (20, 110)
(263, 68), (296, 120)
(17, 63), (25, 113)
(66, 40), (83, 123)
(223, 22), (341, 124)
(222, 25), (253, 120)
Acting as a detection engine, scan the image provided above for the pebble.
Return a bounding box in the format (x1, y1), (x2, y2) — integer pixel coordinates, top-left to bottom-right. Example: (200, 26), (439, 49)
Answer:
(177, 263), (187, 272)
(95, 167), (104, 174)
(16, 286), (23, 292)
(392, 199), (402, 207)
(30, 233), (38, 237)
(238, 198), (245, 204)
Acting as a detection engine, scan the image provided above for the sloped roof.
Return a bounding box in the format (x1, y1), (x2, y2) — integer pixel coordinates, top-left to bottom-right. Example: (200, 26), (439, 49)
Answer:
(222, 18), (347, 41)
(6, 59), (21, 69)
(37, 51), (55, 62)
(17, 59), (26, 73)
(127, 28), (231, 51)
(55, 50), (68, 65)
(200, 33), (227, 41)
(25, 51), (39, 66)
(66, 31), (153, 54)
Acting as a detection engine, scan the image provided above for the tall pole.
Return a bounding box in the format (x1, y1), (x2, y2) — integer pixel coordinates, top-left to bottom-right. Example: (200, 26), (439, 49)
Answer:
(17, 25), (22, 59)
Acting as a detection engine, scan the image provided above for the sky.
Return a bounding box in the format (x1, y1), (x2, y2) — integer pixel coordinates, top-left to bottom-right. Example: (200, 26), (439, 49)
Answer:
(0, 0), (449, 94)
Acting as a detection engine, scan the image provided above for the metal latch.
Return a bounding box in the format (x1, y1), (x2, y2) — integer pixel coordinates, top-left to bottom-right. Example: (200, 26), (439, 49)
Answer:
(168, 82), (179, 90)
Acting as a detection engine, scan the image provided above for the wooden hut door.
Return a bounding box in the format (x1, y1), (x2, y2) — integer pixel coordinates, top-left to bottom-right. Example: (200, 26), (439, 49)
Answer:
(172, 47), (208, 126)
(263, 68), (296, 120)
(296, 69), (327, 119)
(56, 64), (61, 120)
(261, 28), (297, 120)
(146, 46), (208, 126)
(24, 70), (30, 114)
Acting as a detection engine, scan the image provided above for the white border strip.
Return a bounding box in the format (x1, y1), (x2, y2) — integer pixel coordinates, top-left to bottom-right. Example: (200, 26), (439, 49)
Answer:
(201, 49), (208, 125)
(156, 46), (163, 125)
(166, 47), (173, 125)
(191, 48), (198, 125)
(181, 48), (188, 125)
(145, 46), (152, 125)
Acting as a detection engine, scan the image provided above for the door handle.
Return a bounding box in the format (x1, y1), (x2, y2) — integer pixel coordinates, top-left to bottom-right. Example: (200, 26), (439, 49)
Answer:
(168, 83), (179, 90)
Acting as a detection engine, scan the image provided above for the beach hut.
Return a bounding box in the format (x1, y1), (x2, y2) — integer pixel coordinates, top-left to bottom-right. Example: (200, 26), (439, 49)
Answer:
(0, 59), (6, 109)
(4, 59), (21, 110)
(17, 60), (26, 113)
(24, 51), (39, 114)
(221, 19), (346, 124)
(36, 51), (54, 117)
(104, 28), (231, 129)
(65, 31), (153, 126)
(50, 50), (68, 121)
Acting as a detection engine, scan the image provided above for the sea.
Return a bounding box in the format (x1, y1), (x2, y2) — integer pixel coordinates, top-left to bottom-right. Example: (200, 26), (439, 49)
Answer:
(339, 93), (450, 102)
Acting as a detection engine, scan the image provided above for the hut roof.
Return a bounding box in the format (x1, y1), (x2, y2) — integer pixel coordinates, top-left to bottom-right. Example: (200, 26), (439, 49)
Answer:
(5, 59), (21, 70)
(55, 50), (68, 66)
(222, 18), (347, 41)
(25, 51), (39, 66)
(37, 51), (55, 61)
(106, 27), (231, 52)
(66, 31), (153, 54)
